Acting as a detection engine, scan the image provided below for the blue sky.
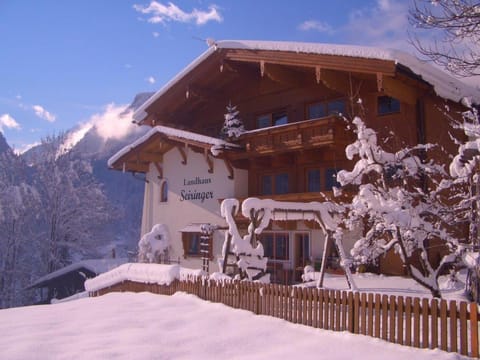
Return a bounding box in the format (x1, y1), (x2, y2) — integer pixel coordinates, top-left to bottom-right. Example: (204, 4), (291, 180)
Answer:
(0, 1), (419, 151)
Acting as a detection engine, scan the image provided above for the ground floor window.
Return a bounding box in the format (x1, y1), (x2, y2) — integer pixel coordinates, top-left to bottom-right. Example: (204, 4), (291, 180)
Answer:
(259, 232), (289, 260)
(181, 232), (212, 258)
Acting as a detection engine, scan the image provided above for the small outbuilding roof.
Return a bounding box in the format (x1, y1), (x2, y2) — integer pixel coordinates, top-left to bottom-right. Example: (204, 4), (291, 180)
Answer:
(27, 258), (127, 289)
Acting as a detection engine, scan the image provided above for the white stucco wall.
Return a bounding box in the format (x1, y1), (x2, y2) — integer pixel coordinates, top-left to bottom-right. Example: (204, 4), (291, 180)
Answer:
(140, 148), (248, 271)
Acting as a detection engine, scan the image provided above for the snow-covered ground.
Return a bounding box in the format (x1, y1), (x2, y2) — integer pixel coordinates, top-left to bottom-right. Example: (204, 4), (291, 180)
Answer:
(0, 291), (469, 360)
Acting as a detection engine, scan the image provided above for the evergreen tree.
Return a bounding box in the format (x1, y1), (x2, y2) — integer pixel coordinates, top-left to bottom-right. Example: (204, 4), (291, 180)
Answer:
(221, 102), (245, 140)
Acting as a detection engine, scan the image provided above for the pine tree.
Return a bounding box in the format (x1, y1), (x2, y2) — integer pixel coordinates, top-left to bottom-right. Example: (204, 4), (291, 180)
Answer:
(221, 102), (245, 140)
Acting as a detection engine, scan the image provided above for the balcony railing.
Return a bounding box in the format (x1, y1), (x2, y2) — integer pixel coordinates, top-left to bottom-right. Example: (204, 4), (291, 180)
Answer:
(239, 115), (351, 155)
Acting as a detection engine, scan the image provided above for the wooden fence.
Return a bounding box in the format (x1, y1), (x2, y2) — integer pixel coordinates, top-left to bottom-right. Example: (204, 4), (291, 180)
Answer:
(90, 279), (479, 358)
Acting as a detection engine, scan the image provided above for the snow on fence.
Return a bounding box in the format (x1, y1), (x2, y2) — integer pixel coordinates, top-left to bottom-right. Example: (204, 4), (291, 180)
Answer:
(89, 278), (479, 358)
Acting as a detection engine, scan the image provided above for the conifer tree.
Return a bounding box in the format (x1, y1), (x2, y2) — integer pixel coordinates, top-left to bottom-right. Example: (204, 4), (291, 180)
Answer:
(221, 102), (245, 140)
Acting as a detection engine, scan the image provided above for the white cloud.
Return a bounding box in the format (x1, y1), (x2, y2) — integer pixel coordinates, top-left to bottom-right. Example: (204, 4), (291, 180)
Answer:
(298, 20), (334, 34)
(92, 103), (141, 141)
(133, 1), (222, 25)
(0, 113), (21, 132)
(152, 31), (160, 37)
(146, 76), (156, 84)
(32, 105), (56, 122)
(342, 0), (410, 50)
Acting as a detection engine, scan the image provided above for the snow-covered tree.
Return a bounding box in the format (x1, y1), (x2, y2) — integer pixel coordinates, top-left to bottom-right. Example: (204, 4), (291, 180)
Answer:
(0, 149), (41, 308)
(337, 117), (461, 298)
(221, 102), (245, 140)
(32, 134), (113, 273)
(409, 0), (480, 77)
(449, 101), (480, 248)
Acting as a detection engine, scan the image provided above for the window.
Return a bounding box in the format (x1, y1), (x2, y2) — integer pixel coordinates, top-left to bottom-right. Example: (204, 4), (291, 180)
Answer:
(160, 180), (168, 202)
(378, 96), (400, 115)
(257, 115), (271, 129)
(275, 173), (289, 194)
(327, 100), (346, 115)
(259, 232), (289, 260)
(307, 99), (346, 120)
(307, 169), (321, 192)
(272, 112), (288, 126)
(325, 168), (340, 190)
(260, 173), (289, 195)
(261, 175), (273, 195)
(307, 103), (326, 119)
(181, 232), (212, 258)
(256, 111), (288, 129)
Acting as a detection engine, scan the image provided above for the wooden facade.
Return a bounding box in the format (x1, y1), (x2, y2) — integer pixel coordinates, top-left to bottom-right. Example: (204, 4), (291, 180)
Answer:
(110, 41), (476, 278)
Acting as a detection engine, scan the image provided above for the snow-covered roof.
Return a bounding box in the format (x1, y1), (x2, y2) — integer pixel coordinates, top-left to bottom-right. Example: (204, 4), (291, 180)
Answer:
(108, 125), (238, 168)
(134, 40), (480, 124)
(84, 263), (205, 292)
(28, 258), (128, 289)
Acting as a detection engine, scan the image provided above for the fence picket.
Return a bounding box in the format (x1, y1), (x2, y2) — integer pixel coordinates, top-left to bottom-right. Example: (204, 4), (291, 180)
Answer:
(460, 302), (468, 356)
(335, 290), (341, 331)
(354, 292), (360, 334)
(413, 297), (420, 348)
(375, 294), (381, 339)
(450, 300), (458, 353)
(382, 295), (388, 341)
(389, 295), (396, 343)
(422, 298), (429, 348)
(471, 302), (479, 358)
(431, 298), (438, 350)
(360, 293), (367, 335)
(368, 293), (374, 337)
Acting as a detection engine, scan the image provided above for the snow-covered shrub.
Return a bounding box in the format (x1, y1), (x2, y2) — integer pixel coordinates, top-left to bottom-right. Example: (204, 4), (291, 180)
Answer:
(138, 224), (170, 263)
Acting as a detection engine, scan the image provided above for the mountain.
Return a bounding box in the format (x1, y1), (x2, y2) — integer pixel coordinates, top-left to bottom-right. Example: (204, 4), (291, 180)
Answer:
(0, 132), (13, 155)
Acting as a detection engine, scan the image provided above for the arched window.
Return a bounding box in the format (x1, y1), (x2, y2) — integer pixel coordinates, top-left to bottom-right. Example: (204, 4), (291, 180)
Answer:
(160, 180), (168, 202)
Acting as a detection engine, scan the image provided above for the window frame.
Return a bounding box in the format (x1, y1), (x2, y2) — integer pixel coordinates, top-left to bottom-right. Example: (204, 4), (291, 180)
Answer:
(306, 168), (321, 192)
(377, 95), (401, 116)
(256, 110), (288, 129)
(259, 172), (290, 195)
(259, 232), (290, 261)
(181, 232), (212, 258)
(307, 98), (347, 120)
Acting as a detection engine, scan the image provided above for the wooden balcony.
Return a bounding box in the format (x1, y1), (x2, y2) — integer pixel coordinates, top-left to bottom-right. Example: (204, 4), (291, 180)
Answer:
(238, 115), (351, 156)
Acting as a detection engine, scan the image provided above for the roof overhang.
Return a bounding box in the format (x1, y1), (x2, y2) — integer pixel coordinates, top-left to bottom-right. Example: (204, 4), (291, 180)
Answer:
(108, 125), (239, 173)
(133, 40), (480, 126)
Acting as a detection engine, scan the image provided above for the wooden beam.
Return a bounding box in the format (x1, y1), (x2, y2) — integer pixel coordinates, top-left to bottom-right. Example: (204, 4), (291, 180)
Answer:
(204, 149), (214, 174)
(177, 145), (187, 165)
(376, 73), (384, 92)
(224, 49), (397, 76)
(223, 158), (234, 179)
(154, 162), (163, 178)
